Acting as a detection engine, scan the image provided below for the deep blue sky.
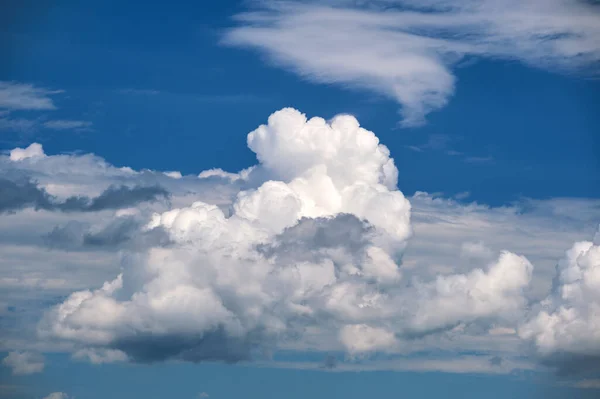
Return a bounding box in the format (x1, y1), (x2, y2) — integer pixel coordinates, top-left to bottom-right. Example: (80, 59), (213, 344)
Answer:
(1, 0), (599, 206)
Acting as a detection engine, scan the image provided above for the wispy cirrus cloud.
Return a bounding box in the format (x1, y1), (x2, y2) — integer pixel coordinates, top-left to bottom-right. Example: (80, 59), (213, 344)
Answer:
(464, 155), (494, 163)
(0, 117), (38, 133)
(404, 133), (490, 162)
(42, 120), (93, 131)
(118, 87), (269, 104)
(224, 0), (600, 126)
(0, 81), (92, 135)
(0, 81), (61, 111)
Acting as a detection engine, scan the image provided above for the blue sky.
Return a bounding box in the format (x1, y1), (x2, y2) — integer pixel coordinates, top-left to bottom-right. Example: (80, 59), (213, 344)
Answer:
(2, 0), (599, 204)
(1, 1), (600, 398)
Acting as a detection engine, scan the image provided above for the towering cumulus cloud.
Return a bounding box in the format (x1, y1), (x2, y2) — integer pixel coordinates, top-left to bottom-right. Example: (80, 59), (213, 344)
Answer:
(40, 108), (533, 363)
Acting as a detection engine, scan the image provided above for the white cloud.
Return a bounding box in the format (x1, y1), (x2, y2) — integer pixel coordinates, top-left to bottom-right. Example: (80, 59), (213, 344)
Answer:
(339, 324), (397, 354)
(2, 351), (44, 375)
(405, 251), (533, 335)
(164, 171), (183, 179)
(224, 0), (600, 125)
(34, 108), (542, 367)
(38, 108), (413, 361)
(198, 168), (244, 181)
(0, 108), (598, 378)
(43, 393), (68, 399)
(519, 229), (600, 373)
(9, 143), (46, 161)
(0, 81), (61, 111)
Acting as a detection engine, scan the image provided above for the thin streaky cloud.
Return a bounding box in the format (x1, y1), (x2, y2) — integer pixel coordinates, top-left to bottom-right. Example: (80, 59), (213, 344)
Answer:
(43, 120), (93, 131)
(464, 155), (493, 163)
(0, 81), (62, 111)
(224, 0), (600, 126)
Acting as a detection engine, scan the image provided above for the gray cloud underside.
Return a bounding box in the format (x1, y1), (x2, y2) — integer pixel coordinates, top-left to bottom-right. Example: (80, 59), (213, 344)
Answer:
(0, 178), (169, 213)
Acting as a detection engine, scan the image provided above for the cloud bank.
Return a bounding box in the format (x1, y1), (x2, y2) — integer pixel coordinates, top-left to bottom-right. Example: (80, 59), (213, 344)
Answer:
(36, 108), (549, 370)
(224, 0), (600, 125)
(0, 108), (598, 382)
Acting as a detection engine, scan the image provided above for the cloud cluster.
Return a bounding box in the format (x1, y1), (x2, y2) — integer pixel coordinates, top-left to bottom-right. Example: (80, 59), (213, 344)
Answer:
(38, 109), (409, 360)
(224, 0), (600, 125)
(39, 108), (536, 364)
(0, 108), (598, 379)
(519, 230), (600, 375)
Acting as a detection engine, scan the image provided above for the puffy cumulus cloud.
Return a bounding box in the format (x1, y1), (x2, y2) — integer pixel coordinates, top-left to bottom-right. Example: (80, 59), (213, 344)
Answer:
(247, 109), (399, 190)
(519, 229), (600, 375)
(38, 108), (535, 363)
(0, 139), (249, 354)
(38, 109), (410, 360)
(2, 351), (44, 375)
(403, 251), (533, 337)
(224, 0), (600, 125)
(9, 143), (45, 161)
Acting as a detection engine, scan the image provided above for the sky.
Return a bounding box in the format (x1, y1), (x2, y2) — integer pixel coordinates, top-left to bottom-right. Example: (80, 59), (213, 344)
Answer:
(0, 1), (599, 398)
